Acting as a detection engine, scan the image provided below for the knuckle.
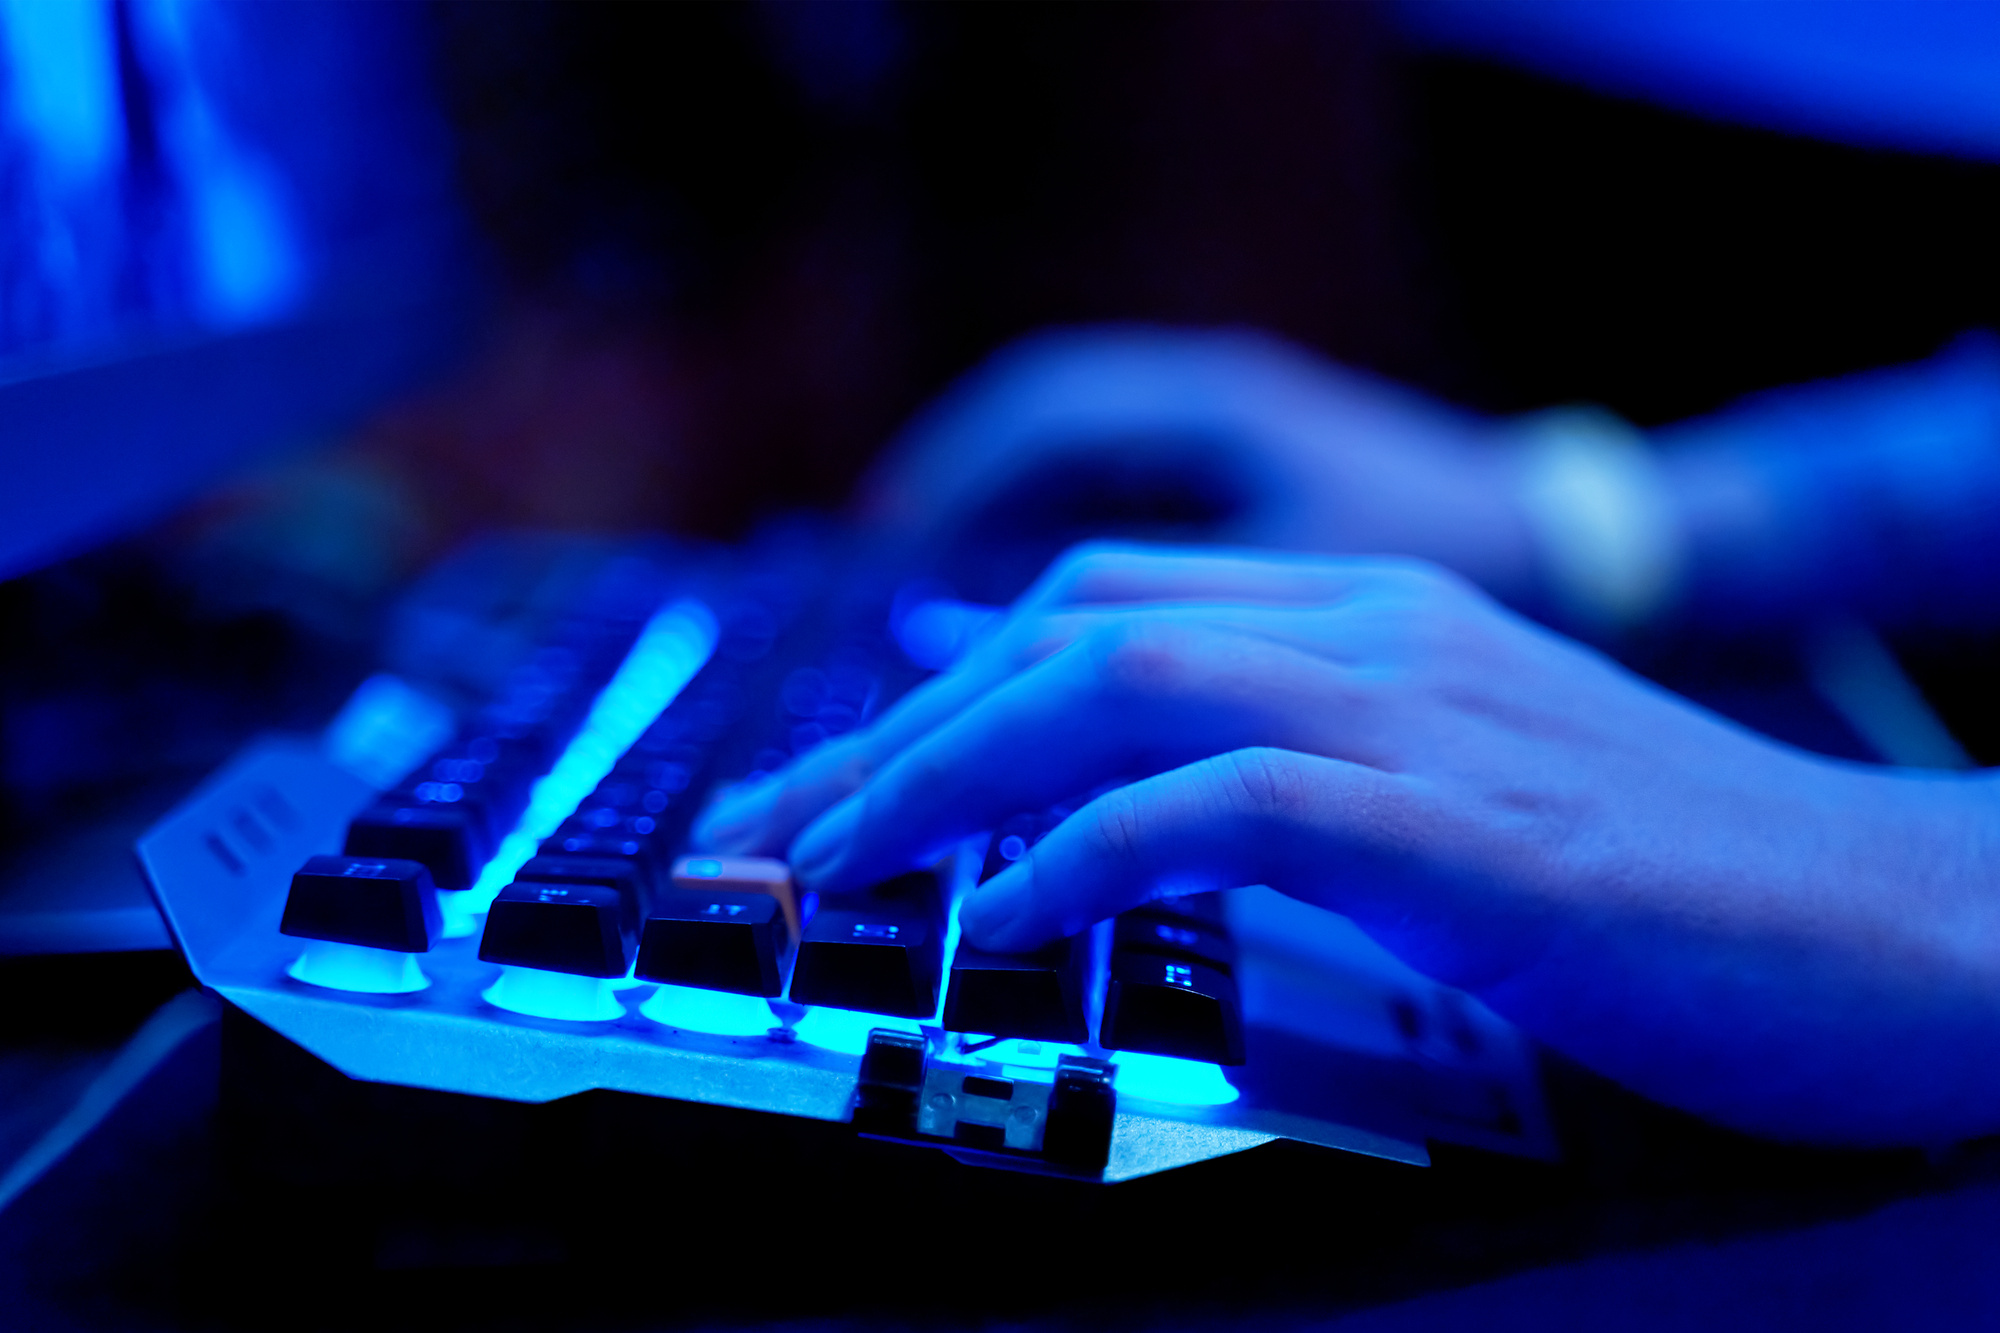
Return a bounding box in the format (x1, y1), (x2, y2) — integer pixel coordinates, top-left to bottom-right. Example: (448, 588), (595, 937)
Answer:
(1216, 747), (1315, 824)
(1351, 566), (1480, 663)
(1046, 540), (1140, 601)
(1085, 620), (1201, 701)
(1369, 555), (1472, 604)
(1082, 792), (1151, 872)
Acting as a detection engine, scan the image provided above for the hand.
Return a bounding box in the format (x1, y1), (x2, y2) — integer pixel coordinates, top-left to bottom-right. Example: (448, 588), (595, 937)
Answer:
(856, 325), (1537, 603)
(700, 544), (2000, 1146)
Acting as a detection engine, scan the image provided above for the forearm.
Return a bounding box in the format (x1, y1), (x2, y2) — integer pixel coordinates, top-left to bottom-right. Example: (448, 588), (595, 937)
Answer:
(1653, 334), (2000, 633)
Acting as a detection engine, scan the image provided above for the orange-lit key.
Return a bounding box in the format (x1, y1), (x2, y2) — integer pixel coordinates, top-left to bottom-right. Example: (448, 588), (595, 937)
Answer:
(671, 855), (800, 941)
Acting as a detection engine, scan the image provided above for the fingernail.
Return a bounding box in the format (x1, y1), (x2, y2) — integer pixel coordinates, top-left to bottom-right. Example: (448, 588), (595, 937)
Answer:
(692, 776), (781, 852)
(789, 798), (860, 888)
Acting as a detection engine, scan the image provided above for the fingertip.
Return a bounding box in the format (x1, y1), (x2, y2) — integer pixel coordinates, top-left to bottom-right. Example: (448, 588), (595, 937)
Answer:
(787, 796), (861, 891)
(691, 775), (782, 853)
(958, 865), (1041, 952)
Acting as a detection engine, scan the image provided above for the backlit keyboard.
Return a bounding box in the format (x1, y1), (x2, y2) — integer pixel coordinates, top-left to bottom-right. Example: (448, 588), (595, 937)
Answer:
(139, 530), (1557, 1182)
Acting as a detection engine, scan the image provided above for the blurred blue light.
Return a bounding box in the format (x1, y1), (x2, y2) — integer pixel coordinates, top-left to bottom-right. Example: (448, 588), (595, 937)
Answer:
(683, 858), (724, 879)
(892, 597), (1001, 671)
(1396, 0), (2000, 163)
(0, 0), (123, 180)
(443, 598), (719, 937)
(322, 673), (457, 789)
(186, 155), (303, 325)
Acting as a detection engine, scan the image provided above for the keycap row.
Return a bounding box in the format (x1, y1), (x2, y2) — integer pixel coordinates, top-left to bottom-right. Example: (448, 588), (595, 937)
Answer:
(476, 586), (813, 974)
(284, 850), (1244, 1065)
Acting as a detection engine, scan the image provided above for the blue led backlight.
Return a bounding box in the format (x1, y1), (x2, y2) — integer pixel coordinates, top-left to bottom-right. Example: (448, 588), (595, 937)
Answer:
(483, 966), (624, 1022)
(793, 1006), (922, 1056)
(287, 940), (429, 995)
(639, 984), (778, 1037)
(683, 858), (724, 878)
(1110, 1052), (1239, 1107)
(441, 598), (719, 937)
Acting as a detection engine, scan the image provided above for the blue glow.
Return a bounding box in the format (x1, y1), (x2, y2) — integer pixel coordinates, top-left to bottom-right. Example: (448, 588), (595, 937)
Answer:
(442, 599), (719, 937)
(286, 939), (429, 994)
(322, 673), (457, 790)
(128, 0), (303, 325)
(187, 153), (303, 326)
(683, 858), (723, 878)
(792, 1006), (922, 1056)
(482, 966), (624, 1022)
(0, 0), (123, 180)
(954, 1037), (1086, 1070)
(795, 849), (969, 1050)
(892, 597), (1002, 671)
(1395, 0), (2000, 163)
(639, 984), (779, 1037)
(1109, 1052), (1239, 1107)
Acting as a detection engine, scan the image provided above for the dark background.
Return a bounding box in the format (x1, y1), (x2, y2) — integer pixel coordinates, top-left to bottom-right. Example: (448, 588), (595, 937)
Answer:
(9, 0), (1997, 854)
(4, 6), (2000, 1326)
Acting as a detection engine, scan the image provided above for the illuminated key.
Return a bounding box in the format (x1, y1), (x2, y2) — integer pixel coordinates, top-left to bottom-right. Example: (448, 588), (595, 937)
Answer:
(790, 870), (944, 1018)
(671, 854), (800, 941)
(516, 854), (647, 906)
(479, 880), (636, 978)
(1112, 910), (1235, 974)
(281, 855), (441, 953)
(942, 935), (1089, 1043)
(1099, 952), (1245, 1066)
(636, 890), (789, 997)
(344, 800), (487, 891)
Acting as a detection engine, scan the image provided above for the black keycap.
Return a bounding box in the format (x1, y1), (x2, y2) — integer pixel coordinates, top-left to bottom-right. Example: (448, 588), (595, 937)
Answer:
(344, 800), (487, 890)
(1144, 891), (1226, 925)
(636, 891), (789, 997)
(942, 936), (1089, 1043)
(280, 855), (440, 952)
(395, 782), (501, 849)
(479, 880), (636, 978)
(516, 854), (648, 908)
(549, 827), (658, 878)
(790, 869), (944, 1018)
(1099, 952), (1246, 1066)
(1113, 911), (1235, 974)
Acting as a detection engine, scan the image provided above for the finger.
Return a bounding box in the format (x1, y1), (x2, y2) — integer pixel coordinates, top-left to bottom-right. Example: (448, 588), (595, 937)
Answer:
(957, 747), (1422, 952)
(859, 329), (1250, 529)
(1018, 542), (1445, 617)
(695, 594), (1371, 855)
(786, 621), (1392, 894)
(691, 610), (1100, 853)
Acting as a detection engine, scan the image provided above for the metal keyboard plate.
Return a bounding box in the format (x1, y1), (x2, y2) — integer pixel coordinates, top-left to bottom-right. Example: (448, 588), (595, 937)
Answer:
(140, 735), (1556, 1181)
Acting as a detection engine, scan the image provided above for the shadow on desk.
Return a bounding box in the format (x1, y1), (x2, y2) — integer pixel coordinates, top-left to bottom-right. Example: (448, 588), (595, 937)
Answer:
(4, 983), (2000, 1331)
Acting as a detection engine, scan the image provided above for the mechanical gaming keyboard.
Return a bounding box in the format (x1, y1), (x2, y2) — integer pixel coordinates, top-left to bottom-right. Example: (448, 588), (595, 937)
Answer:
(139, 530), (1556, 1183)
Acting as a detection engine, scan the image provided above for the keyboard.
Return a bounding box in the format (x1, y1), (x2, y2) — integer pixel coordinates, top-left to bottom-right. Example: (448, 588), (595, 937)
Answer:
(139, 529), (1556, 1182)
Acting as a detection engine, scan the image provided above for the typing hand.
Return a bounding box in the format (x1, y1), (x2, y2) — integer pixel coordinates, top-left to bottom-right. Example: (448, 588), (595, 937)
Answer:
(854, 326), (1535, 603)
(702, 544), (2000, 1145)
